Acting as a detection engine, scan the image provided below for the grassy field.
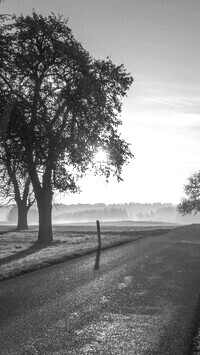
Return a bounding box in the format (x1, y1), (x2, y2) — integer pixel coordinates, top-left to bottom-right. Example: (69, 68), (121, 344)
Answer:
(0, 221), (177, 281)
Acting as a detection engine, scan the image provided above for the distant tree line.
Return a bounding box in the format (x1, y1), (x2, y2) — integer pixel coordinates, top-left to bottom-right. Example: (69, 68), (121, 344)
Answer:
(5, 202), (200, 225)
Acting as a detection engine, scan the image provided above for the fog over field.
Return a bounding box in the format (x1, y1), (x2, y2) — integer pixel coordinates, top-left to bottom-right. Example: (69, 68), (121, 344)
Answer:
(1, 202), (200, 226)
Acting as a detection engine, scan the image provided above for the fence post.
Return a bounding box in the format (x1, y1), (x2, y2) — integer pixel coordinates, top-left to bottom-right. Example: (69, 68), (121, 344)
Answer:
(94, 220), (101, 270)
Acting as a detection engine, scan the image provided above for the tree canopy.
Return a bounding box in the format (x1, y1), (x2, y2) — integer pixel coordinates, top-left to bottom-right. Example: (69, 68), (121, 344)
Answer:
(177, 171), (200, 215)
(0, 12), (134, 243)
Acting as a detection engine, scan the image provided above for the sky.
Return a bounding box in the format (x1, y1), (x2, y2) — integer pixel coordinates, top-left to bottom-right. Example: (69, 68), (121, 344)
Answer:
(1, 0), (200, 205)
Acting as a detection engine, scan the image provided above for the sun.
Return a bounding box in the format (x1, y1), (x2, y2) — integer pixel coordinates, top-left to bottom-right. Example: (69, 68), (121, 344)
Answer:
(95, 149), (107, 163)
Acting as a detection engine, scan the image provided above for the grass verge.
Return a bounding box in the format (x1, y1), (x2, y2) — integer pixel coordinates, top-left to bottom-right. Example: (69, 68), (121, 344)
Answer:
(0, 224), (174, 282)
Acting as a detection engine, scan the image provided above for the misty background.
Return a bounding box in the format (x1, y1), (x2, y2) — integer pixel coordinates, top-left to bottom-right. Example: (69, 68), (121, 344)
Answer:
(1, 203), (200, 225)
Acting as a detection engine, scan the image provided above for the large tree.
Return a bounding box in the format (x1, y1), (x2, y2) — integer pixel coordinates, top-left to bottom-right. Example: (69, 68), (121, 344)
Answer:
(0, 12), (134, 244)
(177, 171), (200, 216)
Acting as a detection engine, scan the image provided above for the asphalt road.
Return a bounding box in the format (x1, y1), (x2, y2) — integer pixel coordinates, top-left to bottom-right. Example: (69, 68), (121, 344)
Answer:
(1, 225), (200, 354)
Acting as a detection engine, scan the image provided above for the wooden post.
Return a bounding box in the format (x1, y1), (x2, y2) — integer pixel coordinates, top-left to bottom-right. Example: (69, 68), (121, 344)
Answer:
(94, 220), (101, 270)
(96, 220), (101, 249)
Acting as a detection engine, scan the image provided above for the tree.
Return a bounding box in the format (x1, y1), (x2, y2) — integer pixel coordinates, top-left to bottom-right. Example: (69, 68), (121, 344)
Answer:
(0, 167), (34, 231)
(0, 12), (134, 244)
(0, 150), (35, 230)
(0, 76), (35, 230)
(177, 171), (200, 216)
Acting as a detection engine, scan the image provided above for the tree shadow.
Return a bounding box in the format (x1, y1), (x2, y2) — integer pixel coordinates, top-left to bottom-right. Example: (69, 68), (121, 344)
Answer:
(0, 242), (50, 265)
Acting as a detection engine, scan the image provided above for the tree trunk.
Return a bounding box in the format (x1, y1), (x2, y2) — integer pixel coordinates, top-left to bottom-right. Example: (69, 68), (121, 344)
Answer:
(37, 191), (53, 245)
(25, 147), (53, 245)
(16, 201), (28, 230)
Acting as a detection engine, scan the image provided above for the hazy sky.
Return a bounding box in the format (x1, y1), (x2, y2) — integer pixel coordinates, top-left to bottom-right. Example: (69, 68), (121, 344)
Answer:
(1, 0), (200, 204)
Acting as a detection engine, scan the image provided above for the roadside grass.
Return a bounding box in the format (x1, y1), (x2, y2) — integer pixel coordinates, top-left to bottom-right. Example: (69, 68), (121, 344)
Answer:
(0, 223), (176, 282)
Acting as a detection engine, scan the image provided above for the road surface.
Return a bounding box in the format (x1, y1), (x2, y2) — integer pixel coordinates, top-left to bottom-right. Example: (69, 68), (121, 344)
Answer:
(1, 225), (200, 354)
